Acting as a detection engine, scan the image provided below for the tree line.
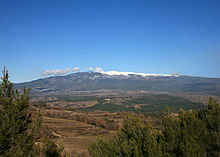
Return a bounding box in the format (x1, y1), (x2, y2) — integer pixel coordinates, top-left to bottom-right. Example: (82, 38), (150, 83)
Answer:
(88, 98), (220, 157)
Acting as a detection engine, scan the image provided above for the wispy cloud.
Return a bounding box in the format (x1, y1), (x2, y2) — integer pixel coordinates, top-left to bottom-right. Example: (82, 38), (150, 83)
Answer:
(42, 70), (52, 76)
(95, 68), (103, 72)
(172, 72), (180, 76)
(88, 67), (103, 72)
(88, 68), (94, 71)
(42, 67), (80, 76)
(72, 67), (80, 71)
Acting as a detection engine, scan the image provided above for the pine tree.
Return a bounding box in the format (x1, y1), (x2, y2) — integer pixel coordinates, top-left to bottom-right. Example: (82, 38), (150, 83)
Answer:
(198, 98), (220, 157)
(88, 113), (162, 157)
(0, 67), (42, 156)
(117, 113), (161, 157)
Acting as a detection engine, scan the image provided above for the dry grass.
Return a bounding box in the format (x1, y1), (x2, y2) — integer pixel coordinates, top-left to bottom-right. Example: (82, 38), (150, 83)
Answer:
(42, 116), (117, 156)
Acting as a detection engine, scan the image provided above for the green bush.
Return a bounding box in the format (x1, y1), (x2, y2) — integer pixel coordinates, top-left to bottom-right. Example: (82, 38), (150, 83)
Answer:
(40, 137), (64, 157)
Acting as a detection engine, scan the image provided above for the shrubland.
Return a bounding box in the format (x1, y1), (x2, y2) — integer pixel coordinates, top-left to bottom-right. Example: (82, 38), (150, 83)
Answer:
(88, 98), (220, 157)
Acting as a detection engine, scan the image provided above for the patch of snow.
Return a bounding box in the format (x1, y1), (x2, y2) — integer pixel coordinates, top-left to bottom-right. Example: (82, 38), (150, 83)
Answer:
(99, 71), (176, 77)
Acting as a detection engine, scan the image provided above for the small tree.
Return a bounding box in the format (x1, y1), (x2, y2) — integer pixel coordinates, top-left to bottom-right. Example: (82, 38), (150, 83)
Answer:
(0, 67), (42, 156)
(40, 137), (64, 157)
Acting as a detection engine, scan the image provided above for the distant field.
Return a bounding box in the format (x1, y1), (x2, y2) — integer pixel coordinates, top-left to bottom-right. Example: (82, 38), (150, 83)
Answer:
(78, 94), (204, 116)
(42, 116), (117, 156)
(33, 93), (205, 117)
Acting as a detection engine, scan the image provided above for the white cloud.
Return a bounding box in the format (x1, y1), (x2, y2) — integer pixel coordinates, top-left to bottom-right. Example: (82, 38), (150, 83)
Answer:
(88, 68), (94, 71)
(51, 69), (67, 75)
(88, 67), (103, 72)
(72, 67), (80, 71)
(42, 67), (80, 76)
(95, 68), (103, 72)
(42, 70), (52, 76)
(173, 72), (180, 76)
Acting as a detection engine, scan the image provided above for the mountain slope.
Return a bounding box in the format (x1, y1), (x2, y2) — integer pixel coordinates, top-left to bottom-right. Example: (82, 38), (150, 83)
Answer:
(14, 72), (220, 96)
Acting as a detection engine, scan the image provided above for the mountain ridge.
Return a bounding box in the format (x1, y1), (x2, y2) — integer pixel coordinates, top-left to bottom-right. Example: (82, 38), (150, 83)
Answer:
(14, 72), (220, 96)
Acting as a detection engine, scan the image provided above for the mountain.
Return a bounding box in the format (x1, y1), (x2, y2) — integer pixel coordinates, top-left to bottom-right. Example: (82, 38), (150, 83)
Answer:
(14, 72), (220, 96)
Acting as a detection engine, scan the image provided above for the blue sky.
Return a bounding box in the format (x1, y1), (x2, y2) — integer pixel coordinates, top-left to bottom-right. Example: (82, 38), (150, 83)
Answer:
(0, 0), (220, 83)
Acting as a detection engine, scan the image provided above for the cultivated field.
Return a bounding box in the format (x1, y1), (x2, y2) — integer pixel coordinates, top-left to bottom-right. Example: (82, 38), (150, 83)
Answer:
(42, 115), (118, 156)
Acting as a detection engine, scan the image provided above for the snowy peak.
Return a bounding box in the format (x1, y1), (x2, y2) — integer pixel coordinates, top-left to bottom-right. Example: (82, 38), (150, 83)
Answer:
(99, 71), (175, 77)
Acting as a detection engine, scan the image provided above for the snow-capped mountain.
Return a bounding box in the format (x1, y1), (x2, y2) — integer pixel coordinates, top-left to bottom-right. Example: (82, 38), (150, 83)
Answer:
(14, 71), (220, 96)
